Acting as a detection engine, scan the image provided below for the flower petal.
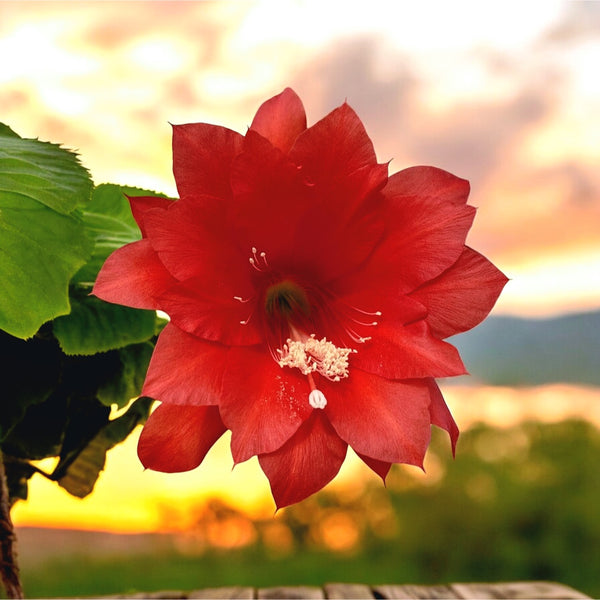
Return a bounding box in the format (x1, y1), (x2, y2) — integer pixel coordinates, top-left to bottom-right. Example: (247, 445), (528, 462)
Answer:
(373, 166), (476, 293)
(143, 200), (253, 291)
(357, 453), (392, 482)
(270, 100), (389, 280)
(128, 195), (173, 237)
(230, 130), (308, 264)
(288, 163), (387, 283)
(354, 320), (467, 380)
(231, 131), (386, 283)
(138, 403), (226, 473)
(410, 247), (509, 339)
(323, 372), (431, 467)
(142, 324), (226, 406)
(92, 239), (176, 310)
(427, 378), (459, 455)
(172, 122), (244, 200)
(259, 411), (347, 509)
(289, 102), (378, 186)
(327, 282), (427, 346)
(219, 346), (312, 464)
(157, 276), (262, 346)
(250, 88), (307, 154)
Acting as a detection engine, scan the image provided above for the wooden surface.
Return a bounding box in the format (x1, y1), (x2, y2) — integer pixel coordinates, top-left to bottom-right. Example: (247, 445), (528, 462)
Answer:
(104, 581), (591, 599)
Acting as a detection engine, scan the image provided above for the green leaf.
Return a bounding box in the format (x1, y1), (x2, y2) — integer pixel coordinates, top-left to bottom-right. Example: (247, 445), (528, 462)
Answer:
(0, 131), (92, 215)
(97, 342), (154, 408)
(0, 125), (93, 338)
(56, 396), (153, 498)
(52, 295), (157, 355)
(73, 183), (174, 287)
(0, 123), (20, 138)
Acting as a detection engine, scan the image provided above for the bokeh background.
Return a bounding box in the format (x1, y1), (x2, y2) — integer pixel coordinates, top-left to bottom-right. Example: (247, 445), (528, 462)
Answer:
(1, 0), (599, 597)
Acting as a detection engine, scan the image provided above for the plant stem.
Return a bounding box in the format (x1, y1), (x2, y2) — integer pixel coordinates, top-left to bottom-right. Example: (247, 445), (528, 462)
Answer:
(0, 451), (23, 599)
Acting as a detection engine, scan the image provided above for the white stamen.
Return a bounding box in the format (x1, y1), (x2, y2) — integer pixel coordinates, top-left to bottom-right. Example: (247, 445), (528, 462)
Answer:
(351, 307), (383, 317)
(235, 295), (256, 325)
(349, 318), (379, 327)
(249, 257), (260, 271)
(248, 247), (269, 271)
(309, 389), (327, 409)
(278, 335), (355, 382)
(343, 325), (373, 345)
(332, 300), (383, 345)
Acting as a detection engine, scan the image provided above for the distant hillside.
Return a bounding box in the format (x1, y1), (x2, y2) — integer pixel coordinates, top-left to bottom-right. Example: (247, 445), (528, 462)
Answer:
(447, 310), (600, 387)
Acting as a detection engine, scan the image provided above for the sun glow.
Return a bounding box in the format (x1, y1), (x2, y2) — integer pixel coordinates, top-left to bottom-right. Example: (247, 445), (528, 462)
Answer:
(496, 249), (600, 317)
(11, 383), (600, 534)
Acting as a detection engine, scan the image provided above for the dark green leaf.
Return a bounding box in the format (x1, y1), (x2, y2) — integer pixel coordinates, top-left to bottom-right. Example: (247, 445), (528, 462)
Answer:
(0, 128), (93, 338)
(1, 392), (69, 460)
(52, 295), (157, 355)
(3, 458), (36, 504)
(97, 342), (154, 408)
(57, 396), (153, 498)
(54, 395), (112, 479)
(0, 327), (62, 441)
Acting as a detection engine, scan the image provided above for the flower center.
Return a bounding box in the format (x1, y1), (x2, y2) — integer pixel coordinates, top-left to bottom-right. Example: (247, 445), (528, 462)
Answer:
(238, 247), (372, 411)
(277, 334), (355, 381)
(264, 280), (310, 320)
(277, 333), (356, 410)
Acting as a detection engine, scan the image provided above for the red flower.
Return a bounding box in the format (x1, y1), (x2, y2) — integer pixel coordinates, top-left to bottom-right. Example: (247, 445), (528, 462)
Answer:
(93, 88), (507, 508)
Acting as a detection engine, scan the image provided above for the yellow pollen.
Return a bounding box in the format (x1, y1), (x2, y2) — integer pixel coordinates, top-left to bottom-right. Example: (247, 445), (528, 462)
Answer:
(277, 334), (355, 382)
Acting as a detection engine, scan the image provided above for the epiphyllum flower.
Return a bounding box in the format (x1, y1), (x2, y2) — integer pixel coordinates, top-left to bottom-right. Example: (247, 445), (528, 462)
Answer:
(93, 88), (507, 508)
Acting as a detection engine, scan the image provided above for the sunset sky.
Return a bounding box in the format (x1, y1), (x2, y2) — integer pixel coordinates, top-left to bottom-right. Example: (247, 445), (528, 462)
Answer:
(2, 0), (599, 532)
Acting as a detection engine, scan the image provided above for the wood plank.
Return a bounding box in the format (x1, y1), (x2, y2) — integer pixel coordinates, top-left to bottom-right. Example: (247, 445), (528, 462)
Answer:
(108, 592), (188, 599)
(107, 590), (187, 600)
(451, 581), (592, 599)
(188, 586), (255, 599)
(88, 580), (593, 599)
(257, 586), (325, 599)
(373, 584), (459, 599)
(324, 582), (375, 598)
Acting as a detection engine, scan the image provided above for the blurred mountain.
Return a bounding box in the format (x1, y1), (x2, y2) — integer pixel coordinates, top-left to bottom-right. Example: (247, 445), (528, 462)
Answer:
(448, 310), (600, 386)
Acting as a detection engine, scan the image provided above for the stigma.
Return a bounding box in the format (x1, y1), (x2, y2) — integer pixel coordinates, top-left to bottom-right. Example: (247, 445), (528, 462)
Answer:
(308, 389), (327, 409)
(277, 334), (355, 382)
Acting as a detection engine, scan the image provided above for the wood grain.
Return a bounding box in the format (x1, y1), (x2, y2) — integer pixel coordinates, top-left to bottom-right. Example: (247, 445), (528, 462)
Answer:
(99, 581), (591, 599)
(373, 584), (459, 598)
(324, 583), (375, 599)
(450, 581), (592, 599)
(257, 586), (325, 599)
(188, 587), (254, 599)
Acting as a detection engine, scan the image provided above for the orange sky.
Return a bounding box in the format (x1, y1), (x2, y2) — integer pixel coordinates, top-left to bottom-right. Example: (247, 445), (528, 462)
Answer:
(2, 0), (600, 532)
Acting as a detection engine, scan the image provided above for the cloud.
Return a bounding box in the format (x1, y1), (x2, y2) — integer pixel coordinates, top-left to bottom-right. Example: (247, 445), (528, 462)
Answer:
(289, 36), (420, 165)
(2, 1), (598, 313)
(289, 31), (600, 276)
(541, 1), (600, 45)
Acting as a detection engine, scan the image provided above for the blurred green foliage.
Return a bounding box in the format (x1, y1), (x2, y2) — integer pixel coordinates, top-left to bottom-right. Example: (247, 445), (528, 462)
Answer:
(17, 418), (600, 598)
